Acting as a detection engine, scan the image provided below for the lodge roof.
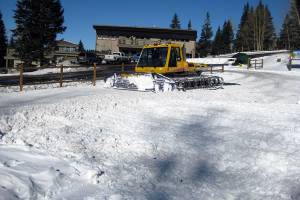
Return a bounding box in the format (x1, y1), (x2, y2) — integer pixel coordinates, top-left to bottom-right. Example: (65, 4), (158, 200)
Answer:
(93, 25), (197, 41)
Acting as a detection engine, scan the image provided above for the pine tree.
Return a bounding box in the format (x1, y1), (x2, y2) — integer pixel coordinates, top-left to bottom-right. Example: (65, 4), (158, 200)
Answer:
(212, 26), (223, 55)
(235, 3), (251, 51)
(188, 20), (192, 30)
(0, 11), (7, 69)
(235, 1), (276, 51)
(253, 0), (265, 51)
(13, 0), (66, 67)
(263, 6), (276, 50)
(198, 12), (213, 57)
(247, 6), (256, 51)
(170, 13), (181, 29)
(252, 1), (276, 51)
(279, 14), (292, 49)
(278, 0), (300, 50)
(288, 0), (300, 49)
(297, 0), (300, 25)
(222, 20), (234, 54)
(292, 0), (300, 26)
(78, 40), (85, 52)
(297, 0), (300, 17)
(235, 3), (256, 52)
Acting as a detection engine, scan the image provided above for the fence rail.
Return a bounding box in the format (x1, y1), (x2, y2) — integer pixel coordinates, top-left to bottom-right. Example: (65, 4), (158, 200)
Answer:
(0, 63), (134, 92)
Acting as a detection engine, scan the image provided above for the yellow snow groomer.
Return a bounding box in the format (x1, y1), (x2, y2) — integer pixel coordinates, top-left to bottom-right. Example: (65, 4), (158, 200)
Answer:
(106, 43), (223, 91)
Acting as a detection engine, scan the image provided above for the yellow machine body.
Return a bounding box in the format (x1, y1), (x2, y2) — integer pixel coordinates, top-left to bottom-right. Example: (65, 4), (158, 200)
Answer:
(135, 43), (207, 74)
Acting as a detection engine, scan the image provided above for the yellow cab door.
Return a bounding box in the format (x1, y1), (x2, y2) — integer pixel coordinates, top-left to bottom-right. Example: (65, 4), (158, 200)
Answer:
(168, 46), (186, 73)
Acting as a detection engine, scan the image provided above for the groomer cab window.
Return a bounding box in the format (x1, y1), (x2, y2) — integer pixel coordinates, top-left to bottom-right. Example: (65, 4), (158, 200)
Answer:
(169, 47), (181, 67)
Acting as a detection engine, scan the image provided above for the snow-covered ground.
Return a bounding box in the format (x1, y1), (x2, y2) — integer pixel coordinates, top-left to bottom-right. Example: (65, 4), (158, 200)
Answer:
(187, 57), (236, 65)
(218, 50), (289, 58)
(1, 53), (300, 199)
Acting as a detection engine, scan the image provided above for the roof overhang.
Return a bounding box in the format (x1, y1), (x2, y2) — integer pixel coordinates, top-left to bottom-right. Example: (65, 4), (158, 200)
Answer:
(93, 25), (197, 41)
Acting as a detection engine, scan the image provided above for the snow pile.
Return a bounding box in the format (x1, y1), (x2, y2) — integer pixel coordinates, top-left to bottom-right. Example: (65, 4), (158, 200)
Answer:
(0, 145), (102, 200)
(56, 60), (76, 67)
(187, 57), (234, 65)
(105, 73), (155, 91)
(124, 74), (155, 91)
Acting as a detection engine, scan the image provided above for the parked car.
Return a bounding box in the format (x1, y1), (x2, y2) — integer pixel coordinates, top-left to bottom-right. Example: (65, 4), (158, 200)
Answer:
(78, 52), (102, 65)
(103, 52), (130, 64)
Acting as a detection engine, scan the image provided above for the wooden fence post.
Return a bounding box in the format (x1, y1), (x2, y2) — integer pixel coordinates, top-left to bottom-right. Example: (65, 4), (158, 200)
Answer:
(122, 62), (124, 72)
(261, 59), (264, 69)
(59, 64), (63, 87)
(222, 65), (224, 73)
(210, 66), (213, 74)
(254, 59), (257, 69)
(247, 59), (250, 69)
(93, 63), (96, 86)
(19, 63), (23, 92)
(288, 58), (292, 71)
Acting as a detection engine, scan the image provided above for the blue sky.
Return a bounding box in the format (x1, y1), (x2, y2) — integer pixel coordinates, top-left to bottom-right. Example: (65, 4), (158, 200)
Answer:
(0, 0), (289, 49)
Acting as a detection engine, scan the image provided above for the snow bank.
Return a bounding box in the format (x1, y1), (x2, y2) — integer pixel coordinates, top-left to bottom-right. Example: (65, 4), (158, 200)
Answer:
(105, 73), (155, 91)
(126, 74), (154, 91)
(0, 145), (102, 200)
(187, 57), (234, 65)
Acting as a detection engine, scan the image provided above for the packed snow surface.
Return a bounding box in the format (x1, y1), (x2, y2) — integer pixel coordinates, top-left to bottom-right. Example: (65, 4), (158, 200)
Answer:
(187, 57), (235, 65)
(1, 53), (300, 199)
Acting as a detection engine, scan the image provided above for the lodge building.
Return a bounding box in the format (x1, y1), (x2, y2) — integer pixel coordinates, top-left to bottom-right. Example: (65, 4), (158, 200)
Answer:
(93, 25), (197, 58)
